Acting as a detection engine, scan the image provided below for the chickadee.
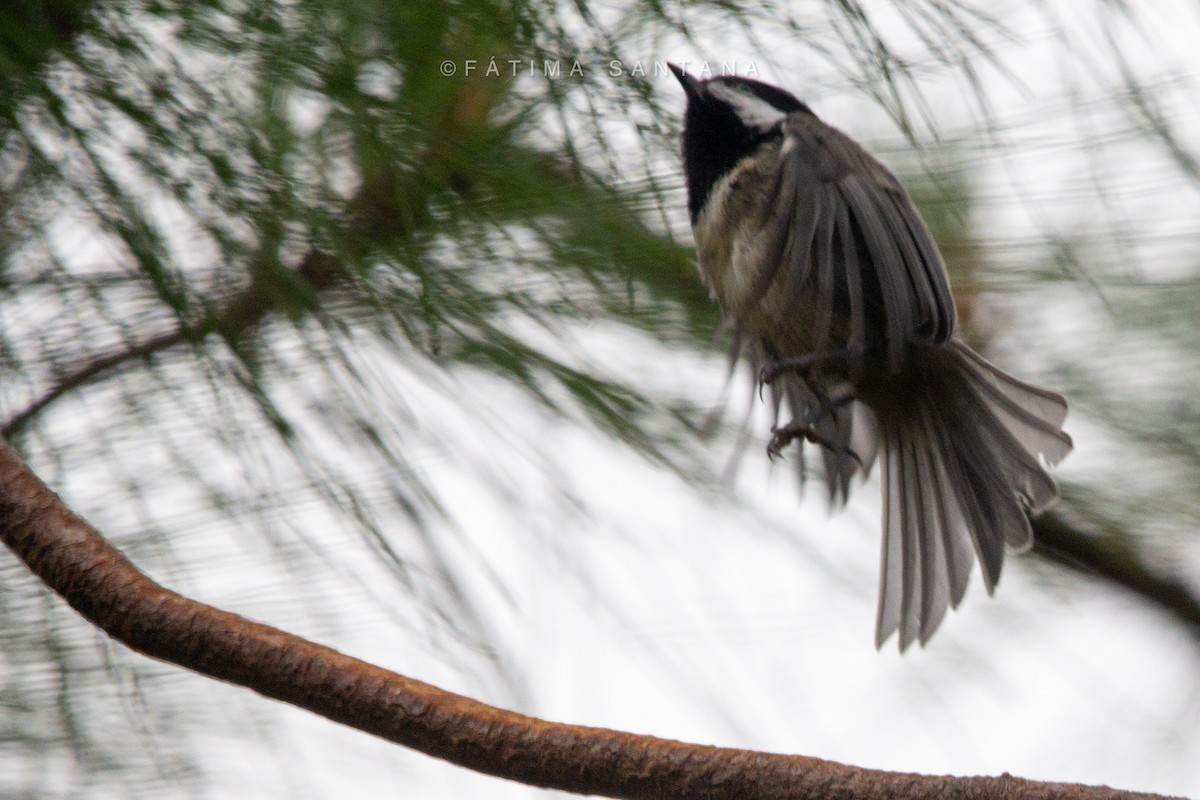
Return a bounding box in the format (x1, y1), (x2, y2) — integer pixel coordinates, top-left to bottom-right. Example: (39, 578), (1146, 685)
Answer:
(669, 65), (1072, 650)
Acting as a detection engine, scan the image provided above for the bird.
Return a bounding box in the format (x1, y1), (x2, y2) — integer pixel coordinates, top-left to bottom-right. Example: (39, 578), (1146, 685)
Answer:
(668, 64), (1073, 651)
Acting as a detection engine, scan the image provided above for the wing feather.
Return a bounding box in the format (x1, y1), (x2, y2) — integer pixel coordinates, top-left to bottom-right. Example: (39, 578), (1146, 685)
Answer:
(776, 114), (958, 363)
(832, 189), (867, 356)
(889, 194), (957, 342)
(811, 186), (838, 355)
(756, 143), (821, 315)
(839, 175), (913, 371)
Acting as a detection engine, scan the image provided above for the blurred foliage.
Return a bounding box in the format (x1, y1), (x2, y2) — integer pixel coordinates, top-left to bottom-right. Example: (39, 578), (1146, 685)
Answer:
(1, 0), (1199, 797)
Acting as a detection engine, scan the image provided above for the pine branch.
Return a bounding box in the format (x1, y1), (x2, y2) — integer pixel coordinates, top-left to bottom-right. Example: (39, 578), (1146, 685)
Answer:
(0, 441), (1176, 800)
(1033, 514), (1200, 636)
(1, 249), (347, 439)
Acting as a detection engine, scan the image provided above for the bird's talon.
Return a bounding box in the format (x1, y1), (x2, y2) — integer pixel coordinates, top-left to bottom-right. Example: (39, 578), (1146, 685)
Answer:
(767, 426), (797, 460)
(758, 363), (779, 387)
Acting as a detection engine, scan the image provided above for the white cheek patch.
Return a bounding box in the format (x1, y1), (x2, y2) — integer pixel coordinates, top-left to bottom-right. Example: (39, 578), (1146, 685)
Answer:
(707, 82), (787, 130)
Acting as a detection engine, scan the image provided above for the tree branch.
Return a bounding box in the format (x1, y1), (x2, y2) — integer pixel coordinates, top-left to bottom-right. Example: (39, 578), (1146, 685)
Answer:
(0, 442), (1178, 800)
(1, 250), (347, 439)
(1033, 514), (1200, 636)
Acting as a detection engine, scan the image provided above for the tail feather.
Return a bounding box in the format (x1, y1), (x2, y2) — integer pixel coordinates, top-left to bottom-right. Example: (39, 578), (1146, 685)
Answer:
(874, 342), (1071, 651)
(900, 439), (925, 650)
(901, 438), (933, 649)
(877, 436), (903, 647)
(919, 399), (975, 610)
(955, 347), (1072, 511)
(911, 417), (957, 643)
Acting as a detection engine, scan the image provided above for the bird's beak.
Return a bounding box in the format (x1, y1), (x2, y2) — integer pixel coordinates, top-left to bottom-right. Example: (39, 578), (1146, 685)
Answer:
(668, 62), (702, 99)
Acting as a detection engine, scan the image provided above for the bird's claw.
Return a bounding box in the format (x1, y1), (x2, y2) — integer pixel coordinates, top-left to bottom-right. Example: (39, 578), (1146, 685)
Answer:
(757, 355), (819, 400)
(766, 425), (795, 461)
(767, 415), (864, 468)
(758, 361), (783, 389)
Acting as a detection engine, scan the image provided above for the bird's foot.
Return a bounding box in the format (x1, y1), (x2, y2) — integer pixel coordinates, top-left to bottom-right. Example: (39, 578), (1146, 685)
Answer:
(766, 392), (861, 466)
(758, 348), (860, 393)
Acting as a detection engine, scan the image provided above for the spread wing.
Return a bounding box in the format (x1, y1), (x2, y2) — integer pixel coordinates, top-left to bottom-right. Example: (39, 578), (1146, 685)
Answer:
(762, 112), (957, 372)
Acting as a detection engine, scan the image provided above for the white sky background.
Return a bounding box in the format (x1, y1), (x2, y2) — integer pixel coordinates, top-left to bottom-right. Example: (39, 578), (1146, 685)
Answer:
(4, 0), (1200, 798)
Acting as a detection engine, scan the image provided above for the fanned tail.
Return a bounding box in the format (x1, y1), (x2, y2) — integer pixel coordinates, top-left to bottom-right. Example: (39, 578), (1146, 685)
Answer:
(874, 341), (1072, 651)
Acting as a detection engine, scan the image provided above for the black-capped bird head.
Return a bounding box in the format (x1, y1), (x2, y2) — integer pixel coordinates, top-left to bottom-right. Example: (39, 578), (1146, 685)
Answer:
(669, 65), (812, 223)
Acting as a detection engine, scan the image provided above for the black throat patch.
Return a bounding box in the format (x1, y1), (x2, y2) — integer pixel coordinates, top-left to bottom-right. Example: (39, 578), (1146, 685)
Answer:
(679, 79), (810, 224)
